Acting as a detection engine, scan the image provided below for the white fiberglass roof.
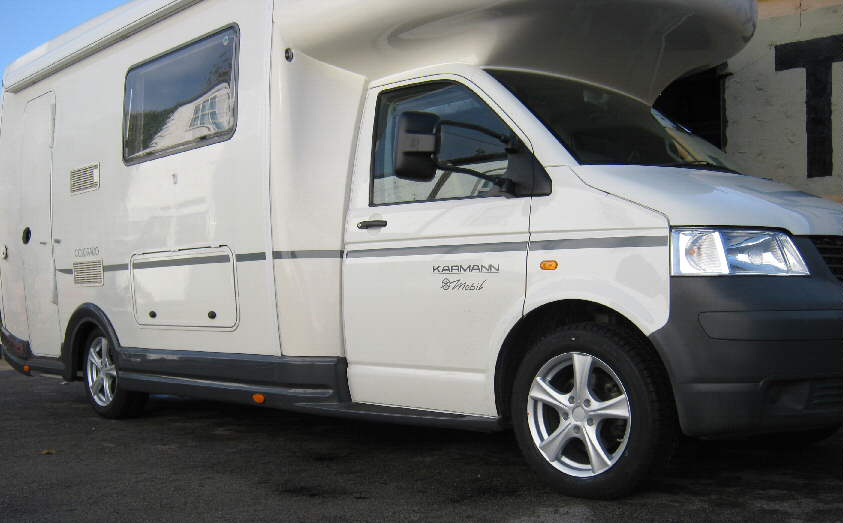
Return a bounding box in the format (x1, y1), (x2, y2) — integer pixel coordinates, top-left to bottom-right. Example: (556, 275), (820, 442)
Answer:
(5, 0), (758, 104)
(3, 0), (200, 93)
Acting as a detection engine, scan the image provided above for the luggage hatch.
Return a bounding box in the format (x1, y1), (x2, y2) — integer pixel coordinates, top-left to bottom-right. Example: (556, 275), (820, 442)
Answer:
(131, 247), (238, 328)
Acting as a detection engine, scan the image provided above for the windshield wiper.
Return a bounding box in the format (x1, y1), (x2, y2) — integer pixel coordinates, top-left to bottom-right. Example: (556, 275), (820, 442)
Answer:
(654, 161), (740, 174)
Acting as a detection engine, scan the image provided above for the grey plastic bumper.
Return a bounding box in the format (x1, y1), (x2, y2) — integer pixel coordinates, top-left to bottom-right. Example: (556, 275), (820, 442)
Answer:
(649, 237), (843, 437)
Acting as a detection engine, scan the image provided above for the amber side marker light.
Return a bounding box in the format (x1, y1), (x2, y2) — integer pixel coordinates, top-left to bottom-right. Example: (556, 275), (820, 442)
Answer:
(252, 393), (266, 404)
(23, 365), (31, 373)
(540, 260), (558, 271)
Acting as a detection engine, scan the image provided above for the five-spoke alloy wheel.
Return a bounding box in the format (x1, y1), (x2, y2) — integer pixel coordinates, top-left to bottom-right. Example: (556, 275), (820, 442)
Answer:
(512, 323), (677, 499)
(527, 352), (631, 477)
(82, 327), (148, 418)
(86, 335), (118, 407)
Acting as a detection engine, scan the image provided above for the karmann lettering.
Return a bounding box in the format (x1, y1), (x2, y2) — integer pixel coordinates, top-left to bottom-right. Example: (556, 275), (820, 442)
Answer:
(432, 264), (500, 274)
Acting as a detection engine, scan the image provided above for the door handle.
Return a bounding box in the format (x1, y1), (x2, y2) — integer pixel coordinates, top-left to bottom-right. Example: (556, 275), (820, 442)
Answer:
(357, 220), (388, 230)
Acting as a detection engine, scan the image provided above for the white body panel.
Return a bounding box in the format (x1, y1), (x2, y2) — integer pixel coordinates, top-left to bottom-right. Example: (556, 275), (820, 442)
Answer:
(2, 0), (280, 356)
(573, 165), (843, 236)
(526, 167), (670, 336)
(268, 47), (366, 358)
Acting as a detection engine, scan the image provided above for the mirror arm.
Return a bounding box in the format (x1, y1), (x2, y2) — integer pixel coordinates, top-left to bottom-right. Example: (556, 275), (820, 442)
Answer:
(435, 160), (515, 194)
(436, 120), (514, 147)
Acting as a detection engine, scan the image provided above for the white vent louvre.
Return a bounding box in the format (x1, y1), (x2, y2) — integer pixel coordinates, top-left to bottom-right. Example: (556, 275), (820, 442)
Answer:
(70, 163), (100, 194)
(73, 260), (104, 286)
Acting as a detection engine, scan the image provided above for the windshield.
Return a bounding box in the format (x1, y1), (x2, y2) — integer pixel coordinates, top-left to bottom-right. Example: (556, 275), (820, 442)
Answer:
(488, 70), (742, 172)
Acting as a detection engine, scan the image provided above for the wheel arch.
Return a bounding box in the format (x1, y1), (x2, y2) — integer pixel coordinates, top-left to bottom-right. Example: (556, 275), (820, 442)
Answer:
(493, 299), (672, 423)
(60, 303), (122, 381)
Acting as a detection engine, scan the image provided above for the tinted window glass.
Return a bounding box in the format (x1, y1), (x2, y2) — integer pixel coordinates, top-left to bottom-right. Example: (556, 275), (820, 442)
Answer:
(372, 82), (515, 205)
(124, 27), (238, 163)
(489, 70), (742, 172)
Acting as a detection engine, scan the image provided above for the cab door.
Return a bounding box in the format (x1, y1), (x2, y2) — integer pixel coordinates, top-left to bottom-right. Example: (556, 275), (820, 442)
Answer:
(343, 78), (535, 416)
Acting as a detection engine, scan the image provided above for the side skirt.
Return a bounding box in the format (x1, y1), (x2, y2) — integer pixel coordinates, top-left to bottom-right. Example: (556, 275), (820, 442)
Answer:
(117, 347), (502, 432)
(1, 324), (65, 377)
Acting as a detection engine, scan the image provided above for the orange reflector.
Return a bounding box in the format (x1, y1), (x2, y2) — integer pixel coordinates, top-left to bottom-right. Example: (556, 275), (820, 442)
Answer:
(252, 393), (266, 404)
(540, 260), (558, 271)
(23, 365), (31, 373)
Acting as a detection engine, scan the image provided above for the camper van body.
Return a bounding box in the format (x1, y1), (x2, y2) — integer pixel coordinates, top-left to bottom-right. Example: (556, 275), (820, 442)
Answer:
(1, 0), (840, 498)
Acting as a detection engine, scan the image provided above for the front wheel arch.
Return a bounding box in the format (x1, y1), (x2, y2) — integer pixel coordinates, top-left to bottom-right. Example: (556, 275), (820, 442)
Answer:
(510, 322), (679, 498)
(494, 299), (673, 424)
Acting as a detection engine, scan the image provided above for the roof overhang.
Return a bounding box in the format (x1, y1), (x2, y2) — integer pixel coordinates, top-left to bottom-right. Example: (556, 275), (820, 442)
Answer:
(277, 0), (758, 104)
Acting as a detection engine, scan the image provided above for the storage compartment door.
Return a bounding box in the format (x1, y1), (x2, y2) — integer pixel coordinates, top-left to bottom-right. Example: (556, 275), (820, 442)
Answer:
(131, 247), (238, 328)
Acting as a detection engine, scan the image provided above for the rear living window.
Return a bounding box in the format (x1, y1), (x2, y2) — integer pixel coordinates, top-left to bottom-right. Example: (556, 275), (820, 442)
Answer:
(123, 26), (238, 164)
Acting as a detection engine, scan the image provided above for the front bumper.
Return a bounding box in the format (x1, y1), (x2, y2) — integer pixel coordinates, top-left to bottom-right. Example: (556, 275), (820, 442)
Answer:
(649, 237), (843, 437)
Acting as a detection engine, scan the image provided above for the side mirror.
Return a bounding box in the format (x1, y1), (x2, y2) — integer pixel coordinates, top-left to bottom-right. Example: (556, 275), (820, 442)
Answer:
(394, 111), (440, 182)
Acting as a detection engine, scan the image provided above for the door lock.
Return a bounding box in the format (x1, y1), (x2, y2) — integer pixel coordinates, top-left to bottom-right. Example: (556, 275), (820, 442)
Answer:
(22, 227), (32, 245)
(1, 245), (7, 260)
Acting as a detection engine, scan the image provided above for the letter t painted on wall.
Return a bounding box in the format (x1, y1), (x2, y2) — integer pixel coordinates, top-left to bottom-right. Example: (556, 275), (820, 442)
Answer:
(775, 34), (842, 178)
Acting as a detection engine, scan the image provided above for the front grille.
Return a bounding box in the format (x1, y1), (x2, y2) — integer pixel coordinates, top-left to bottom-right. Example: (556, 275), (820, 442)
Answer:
(808, 236), (843, 283)
(807, 378), (843, 411)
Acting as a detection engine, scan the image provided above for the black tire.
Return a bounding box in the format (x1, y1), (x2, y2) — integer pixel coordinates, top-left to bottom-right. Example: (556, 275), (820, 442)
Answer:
(511, 322), (678, 499)
(82, 328), (147, 419)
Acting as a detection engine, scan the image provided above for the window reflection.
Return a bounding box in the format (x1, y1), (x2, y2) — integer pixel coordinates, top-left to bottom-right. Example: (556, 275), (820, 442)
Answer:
(372, 82), (513, 205)
(124, 27), (238, 162)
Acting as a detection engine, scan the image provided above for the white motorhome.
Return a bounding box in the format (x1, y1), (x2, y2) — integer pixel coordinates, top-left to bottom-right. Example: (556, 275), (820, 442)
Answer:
(1, 0), (840, 499)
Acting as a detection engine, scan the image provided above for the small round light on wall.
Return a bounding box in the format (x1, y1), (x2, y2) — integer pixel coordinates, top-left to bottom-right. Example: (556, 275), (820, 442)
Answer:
(540, 260), (558, 271)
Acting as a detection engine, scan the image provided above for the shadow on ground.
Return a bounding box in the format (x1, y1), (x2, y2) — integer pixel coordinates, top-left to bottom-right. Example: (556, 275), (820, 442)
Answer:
(1, 364), (840, 522)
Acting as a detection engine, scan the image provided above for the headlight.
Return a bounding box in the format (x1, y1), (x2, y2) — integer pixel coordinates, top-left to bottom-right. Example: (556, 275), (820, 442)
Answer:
(671, 229), (809, 276)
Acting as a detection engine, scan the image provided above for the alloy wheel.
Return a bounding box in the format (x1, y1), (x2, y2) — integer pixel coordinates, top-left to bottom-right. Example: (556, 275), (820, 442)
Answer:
(526, 352), (631, 477)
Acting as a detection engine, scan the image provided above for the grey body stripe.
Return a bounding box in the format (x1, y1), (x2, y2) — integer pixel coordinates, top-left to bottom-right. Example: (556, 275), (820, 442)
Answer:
(133, 255), (231, 270)
(236, 252), (267, 262)
(346, 241), (528, 259)
(530, 236), (667, 251)
(273, 250), (344, 260)
(55, 236), (665, 273)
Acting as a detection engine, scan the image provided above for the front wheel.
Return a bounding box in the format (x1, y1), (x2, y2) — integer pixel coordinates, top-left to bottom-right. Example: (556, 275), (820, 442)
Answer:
(83, 329), (147, 418)
(511, 323), (677, 499)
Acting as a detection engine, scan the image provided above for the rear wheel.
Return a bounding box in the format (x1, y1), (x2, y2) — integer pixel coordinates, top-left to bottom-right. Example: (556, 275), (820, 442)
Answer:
(511, 323), (677, 499)
(83, 329), (147, 418)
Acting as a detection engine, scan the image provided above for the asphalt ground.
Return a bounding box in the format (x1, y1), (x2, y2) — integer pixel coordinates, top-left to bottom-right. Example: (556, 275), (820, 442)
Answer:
(1, 359), (841, 522)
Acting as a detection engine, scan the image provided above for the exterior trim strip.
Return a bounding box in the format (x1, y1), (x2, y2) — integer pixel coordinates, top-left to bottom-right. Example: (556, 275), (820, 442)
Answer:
(273, 250), (344, 260)
(54, 236), (666, 273)
(346, 241), (527, 259)
(236, 252), (267, 262)
(530, 236), (667, 251)
(133, 255), (231, 270)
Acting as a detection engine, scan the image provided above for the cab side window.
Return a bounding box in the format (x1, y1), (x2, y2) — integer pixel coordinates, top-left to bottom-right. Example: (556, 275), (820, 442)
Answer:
(371, 82), (516, 206)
